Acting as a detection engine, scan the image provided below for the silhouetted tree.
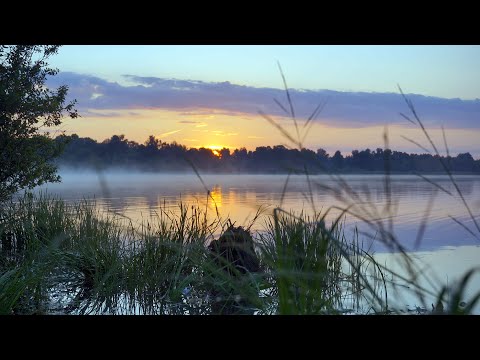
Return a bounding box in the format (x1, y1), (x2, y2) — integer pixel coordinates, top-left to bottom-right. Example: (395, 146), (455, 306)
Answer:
(452, 152), (475, 172)
(332, 150), (344, 169)
(317, 148), (329, 168)
(144, 135), (163, 150)
(219, 148), (231, 159)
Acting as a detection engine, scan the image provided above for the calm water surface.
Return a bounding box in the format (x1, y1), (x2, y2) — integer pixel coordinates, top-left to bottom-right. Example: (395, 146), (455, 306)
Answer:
(37, 172), (480, 313)
(38, 173), (480, 249)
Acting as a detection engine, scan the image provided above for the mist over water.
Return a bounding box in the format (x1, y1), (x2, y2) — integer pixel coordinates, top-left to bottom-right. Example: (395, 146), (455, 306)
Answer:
(35, 171), (480, 252)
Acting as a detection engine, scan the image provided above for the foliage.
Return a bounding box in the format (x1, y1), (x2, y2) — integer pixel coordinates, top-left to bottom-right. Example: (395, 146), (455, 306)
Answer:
(0, 45), (78, 202)
(55, 133), (480, 174)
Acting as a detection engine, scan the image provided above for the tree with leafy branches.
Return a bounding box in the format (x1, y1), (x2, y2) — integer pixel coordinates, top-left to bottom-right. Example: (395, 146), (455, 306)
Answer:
(0, 45), (77, 202)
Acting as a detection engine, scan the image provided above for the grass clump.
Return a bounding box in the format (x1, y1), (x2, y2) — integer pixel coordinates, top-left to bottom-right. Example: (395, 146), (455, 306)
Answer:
(0, 192), (378, 315)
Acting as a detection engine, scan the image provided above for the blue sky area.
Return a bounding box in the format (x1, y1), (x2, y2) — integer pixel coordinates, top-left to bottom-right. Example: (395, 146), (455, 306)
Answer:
(51, 45), (480, 99)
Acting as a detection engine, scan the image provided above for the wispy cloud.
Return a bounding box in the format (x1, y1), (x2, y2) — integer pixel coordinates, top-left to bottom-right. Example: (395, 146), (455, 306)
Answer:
(210, 130), (239, 137)
(178, 120), (200, 124)
(248, 136), (264, 139)
(158, 129), (182, 137)
(50, 72), (480, 129)
(82, 110), (124, 117)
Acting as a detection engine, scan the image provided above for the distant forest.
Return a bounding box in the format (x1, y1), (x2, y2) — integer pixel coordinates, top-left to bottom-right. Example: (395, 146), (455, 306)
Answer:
(54, 134), (480, 174)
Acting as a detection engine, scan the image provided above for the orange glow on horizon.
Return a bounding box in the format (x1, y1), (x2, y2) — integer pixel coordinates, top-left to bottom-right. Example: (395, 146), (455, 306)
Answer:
(64, 107), (480, 158)
(202, 144), (228, 157)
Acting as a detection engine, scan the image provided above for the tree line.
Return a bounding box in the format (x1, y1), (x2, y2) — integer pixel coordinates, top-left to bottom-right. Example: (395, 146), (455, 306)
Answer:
(54, 134), (480, 174)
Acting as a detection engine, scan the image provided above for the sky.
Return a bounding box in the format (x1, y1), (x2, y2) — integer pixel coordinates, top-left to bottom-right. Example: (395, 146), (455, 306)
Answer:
(48, 45), (480, 157)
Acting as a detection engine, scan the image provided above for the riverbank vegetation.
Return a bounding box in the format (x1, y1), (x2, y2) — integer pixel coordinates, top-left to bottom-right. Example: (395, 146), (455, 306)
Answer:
(0, 193), (386, 315)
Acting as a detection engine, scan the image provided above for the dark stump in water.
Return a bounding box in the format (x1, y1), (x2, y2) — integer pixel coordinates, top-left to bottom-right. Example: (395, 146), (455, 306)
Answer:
(207, 225), (261, 314)
(208, 225), (260, 275)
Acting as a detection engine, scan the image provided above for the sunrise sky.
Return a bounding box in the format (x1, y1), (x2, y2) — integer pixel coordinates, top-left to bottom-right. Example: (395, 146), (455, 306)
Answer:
(49, 45), (480, 157)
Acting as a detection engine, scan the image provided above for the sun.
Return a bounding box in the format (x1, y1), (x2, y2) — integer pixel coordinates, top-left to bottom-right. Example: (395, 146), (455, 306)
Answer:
(205, 145), (224, 157)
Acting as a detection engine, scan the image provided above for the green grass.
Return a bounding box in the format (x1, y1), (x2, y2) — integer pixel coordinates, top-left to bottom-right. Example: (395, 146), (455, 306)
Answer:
(0, 192), (382, 315)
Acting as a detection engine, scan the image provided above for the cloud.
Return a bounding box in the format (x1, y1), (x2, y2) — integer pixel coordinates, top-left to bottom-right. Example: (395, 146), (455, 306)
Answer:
(178, 120), (200, 124)
(158, 129), (182, 137)
(209, 131), (239, 137)
(50, 72), (480, 128)
(81, 110), (124, 117)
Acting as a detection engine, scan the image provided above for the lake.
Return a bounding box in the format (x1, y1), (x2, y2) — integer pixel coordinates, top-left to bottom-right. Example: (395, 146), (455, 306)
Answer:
(37, 172), (480, 313)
